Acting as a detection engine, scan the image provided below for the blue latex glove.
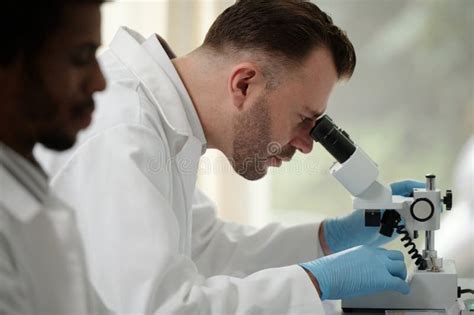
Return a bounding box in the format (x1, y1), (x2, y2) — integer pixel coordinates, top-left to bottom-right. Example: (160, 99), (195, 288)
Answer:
(323, 180), (425, 253)
(300, 245), (410, 300)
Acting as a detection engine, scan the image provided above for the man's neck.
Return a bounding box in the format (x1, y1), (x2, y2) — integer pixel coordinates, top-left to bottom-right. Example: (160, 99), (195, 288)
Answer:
(171, 53), (225, 152)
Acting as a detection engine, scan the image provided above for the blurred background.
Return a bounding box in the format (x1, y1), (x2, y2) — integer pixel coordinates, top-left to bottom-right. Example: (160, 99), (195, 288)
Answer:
(101, 0), (473, 272)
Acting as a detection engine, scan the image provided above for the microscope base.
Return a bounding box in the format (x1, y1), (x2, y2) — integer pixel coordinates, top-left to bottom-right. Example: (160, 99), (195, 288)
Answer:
(342, 260), (458, 313)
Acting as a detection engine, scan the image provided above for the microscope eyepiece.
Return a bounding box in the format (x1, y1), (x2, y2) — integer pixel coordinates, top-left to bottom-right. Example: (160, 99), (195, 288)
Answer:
(310, 115), (356, 164)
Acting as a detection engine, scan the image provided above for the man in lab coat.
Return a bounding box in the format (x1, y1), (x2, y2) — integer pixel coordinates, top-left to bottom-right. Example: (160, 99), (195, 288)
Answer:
(37, 0), (421, 313)
(0, 1), (107, 314)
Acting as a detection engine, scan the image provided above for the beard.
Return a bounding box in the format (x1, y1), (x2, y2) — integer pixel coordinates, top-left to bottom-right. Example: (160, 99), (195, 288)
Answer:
(36, 97), (95, 151)
(231, 94), (296, 180)
(19, 62), (94, 151)
(36, 129), (76, 151)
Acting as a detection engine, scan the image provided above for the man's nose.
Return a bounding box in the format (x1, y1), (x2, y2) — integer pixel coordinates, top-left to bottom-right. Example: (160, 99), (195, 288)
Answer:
(84, 61), (106, 95)
(289, 130), (314, 154)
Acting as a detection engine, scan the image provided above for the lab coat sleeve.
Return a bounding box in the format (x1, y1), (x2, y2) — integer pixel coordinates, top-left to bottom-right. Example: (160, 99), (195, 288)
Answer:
(49, 125), (325, 314)
(191, 190), (324, 277)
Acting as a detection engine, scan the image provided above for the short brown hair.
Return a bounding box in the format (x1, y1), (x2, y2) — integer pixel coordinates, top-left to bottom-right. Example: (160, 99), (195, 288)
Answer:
(203, 0), (356, 79)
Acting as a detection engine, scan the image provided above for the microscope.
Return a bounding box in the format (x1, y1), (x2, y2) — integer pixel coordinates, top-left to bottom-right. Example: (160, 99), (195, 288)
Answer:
(310, 115), (466, 313)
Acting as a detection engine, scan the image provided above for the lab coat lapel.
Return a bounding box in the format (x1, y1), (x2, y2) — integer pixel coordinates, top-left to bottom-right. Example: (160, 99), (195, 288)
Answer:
(174, 136), (201, 254)
(175, 136), (201, 208)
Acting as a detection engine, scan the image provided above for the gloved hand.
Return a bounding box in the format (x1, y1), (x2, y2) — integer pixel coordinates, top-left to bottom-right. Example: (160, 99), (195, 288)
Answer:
(322, 180), (425, 253)
(300, 245), (409, 300)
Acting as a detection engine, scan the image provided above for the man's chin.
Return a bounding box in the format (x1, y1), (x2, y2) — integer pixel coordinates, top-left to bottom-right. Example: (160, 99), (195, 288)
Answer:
(235, 165), (268, 181)
(39, 134), (76, 152)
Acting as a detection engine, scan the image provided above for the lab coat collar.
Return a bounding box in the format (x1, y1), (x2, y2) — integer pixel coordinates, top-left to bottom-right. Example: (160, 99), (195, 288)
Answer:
(0, 142), (48, 222)
(108, 27), (207, 154)
(142, 34), (207, 150)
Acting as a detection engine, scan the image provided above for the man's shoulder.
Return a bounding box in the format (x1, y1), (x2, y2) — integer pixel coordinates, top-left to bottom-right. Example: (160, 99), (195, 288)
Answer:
(96, 48), (160, 129)
(36, 122), (170, 181)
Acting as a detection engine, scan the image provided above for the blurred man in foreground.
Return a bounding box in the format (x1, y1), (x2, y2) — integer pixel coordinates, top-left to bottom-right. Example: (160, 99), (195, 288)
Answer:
(0, 1), (106, 313)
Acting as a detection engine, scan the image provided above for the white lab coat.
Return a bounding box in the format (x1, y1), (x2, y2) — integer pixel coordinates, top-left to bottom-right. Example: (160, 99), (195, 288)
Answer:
(36, 27), (325, 314)
(0, 143), (107, 315)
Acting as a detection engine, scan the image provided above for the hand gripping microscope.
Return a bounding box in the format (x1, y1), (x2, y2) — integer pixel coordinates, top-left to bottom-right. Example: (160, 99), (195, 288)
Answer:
(310, 115), (468, 313)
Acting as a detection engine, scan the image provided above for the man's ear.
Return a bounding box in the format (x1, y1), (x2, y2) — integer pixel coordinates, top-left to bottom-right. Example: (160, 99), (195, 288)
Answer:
(228, 62), (261, 110)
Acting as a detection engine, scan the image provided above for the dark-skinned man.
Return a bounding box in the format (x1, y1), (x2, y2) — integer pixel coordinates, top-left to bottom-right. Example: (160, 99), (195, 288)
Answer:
(0, 1), (107, 313)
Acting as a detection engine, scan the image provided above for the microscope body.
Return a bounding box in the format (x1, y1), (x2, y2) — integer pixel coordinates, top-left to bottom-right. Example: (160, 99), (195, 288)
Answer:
(340, 173), (458, 312)
(311, 116), (459, 312)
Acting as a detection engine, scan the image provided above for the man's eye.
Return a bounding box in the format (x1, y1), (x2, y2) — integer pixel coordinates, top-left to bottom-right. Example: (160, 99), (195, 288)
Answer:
(71, 50), (96, 66)
(300, 115), (311, 124)
(299, 115), (316, 130)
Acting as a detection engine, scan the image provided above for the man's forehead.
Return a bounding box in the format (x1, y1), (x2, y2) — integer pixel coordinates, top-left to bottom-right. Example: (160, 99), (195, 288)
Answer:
(56, 4), (101, 42)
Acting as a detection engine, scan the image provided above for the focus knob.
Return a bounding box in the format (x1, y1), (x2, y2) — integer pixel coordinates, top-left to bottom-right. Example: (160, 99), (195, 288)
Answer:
(443, 190), (453, 210)
(410, 198), (434, 222)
